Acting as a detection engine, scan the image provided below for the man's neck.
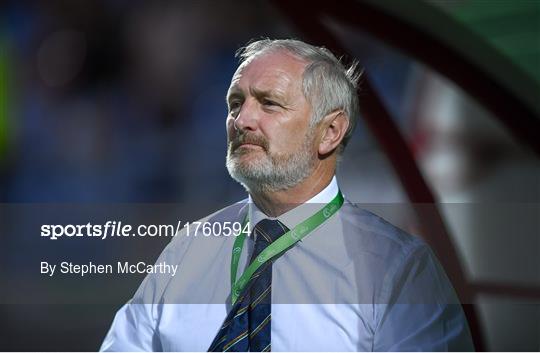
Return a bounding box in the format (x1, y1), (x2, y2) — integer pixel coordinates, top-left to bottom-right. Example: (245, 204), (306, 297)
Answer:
(249, 164), (334, 217)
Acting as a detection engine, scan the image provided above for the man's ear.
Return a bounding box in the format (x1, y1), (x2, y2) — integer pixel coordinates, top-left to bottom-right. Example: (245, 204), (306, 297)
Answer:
(318, 110), (349, 155)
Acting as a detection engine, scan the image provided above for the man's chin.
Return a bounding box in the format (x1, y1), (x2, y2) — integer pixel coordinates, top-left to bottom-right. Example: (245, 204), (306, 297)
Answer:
(226, 170), (260, 192)
(227, 159), (269, 185)
(228, 150), (268, 167)
(227, 162), (267, 179)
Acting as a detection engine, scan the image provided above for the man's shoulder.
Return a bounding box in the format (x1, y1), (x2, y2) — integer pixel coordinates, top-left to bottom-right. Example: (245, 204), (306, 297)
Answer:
(335, 201), (455, 305)
(337, 201), (426, 259)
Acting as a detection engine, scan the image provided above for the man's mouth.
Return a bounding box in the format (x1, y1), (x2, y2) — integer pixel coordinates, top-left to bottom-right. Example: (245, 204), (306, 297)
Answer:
(231, 136), (268, 152)
(237, 143), (263, 149)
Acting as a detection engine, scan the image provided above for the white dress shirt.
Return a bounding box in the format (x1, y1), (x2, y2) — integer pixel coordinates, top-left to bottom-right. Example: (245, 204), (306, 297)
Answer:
(100, 177), (474, 351)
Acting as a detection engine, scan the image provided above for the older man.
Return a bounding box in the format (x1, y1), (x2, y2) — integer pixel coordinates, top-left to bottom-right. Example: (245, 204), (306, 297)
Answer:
(101, 39), (474, 351)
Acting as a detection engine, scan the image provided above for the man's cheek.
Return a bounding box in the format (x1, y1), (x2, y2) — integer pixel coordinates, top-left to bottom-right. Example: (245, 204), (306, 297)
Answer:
(226, 130), (237, 145)
(274, 139), (296, 153)
(226, 118), (236, 135)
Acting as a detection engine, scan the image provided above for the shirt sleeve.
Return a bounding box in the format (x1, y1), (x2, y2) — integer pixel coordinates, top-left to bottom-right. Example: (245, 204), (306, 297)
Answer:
(100, 300), (160, 351)
(99, 227), (192, 351)
(373, 242), (475, 351)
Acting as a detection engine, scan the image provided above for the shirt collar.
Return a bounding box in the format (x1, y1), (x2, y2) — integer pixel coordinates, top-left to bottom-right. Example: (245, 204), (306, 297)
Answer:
(248, 176), (339, 233)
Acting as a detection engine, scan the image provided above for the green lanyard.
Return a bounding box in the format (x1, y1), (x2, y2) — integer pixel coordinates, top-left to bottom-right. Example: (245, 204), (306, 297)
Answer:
(230, 190), (344, 304)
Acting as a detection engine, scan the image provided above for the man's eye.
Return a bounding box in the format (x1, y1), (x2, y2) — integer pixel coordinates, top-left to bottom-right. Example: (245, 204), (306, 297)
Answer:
(262, 99), (278, 107)
(229, 101), (242, 113)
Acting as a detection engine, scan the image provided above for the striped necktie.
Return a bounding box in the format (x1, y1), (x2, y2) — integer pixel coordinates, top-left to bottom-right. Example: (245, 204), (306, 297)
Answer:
(208, 219), (289, 352)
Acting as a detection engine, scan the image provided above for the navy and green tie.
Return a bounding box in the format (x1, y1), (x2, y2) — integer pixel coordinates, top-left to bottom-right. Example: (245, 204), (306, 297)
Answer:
(208, 219), (289, 352)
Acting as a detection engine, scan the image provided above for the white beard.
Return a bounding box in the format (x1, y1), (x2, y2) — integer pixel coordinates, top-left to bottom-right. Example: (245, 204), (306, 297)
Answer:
(226, 130), (317, 193)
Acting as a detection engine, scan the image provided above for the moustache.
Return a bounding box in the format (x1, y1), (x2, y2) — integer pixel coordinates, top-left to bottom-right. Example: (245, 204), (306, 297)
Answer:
(230, 133), (269, 151)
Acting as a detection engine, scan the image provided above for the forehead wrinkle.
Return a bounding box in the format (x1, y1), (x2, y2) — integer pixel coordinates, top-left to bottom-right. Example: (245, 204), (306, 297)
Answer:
(252, 70), (304, 105)
(228, 52), (308, 104)
(249, 86), (286, 101)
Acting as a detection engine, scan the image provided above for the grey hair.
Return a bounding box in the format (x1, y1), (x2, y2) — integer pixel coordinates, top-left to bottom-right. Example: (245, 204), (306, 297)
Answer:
(236, 38), (361, 154)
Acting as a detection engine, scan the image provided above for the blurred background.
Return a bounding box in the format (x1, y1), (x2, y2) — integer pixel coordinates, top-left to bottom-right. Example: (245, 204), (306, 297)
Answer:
(0, 0), (538, 350)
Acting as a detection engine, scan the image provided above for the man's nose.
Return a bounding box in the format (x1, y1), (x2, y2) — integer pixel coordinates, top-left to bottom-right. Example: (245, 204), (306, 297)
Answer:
(234, 99), (259, 132)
